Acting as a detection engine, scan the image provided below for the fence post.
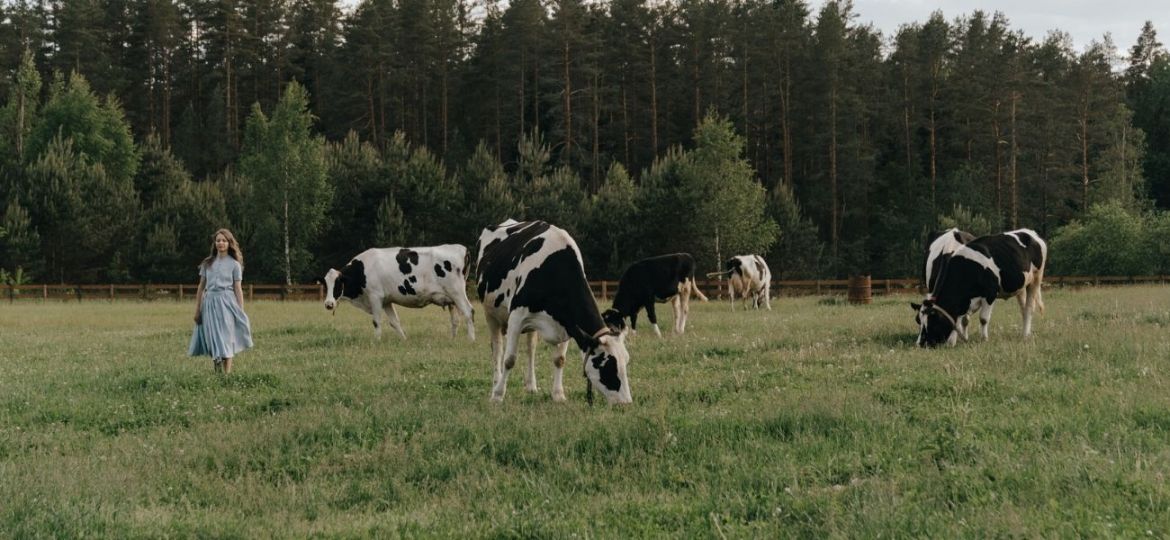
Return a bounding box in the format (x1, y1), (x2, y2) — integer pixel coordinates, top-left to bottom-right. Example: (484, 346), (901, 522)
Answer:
(179, 284), (184, 301)
(249, 284), (254, 302)
(43, 284), (47, 300)
(7, 284), (13, 303)
(601, 280), (608, 301)
(109, 284), (114, 300)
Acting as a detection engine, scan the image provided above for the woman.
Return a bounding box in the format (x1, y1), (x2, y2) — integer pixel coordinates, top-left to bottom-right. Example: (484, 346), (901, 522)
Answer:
(188, 228), (253, 373)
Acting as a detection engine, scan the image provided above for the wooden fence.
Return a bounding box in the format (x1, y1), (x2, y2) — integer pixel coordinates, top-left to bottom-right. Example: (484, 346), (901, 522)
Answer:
(3, 275), (1168, 303)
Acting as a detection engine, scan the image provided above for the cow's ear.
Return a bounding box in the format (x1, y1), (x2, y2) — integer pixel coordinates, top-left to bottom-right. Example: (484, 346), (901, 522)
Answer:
(910, 302), (921, 311)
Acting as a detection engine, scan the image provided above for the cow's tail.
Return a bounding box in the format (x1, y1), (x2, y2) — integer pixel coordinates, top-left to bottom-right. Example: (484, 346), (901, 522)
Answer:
(705, 270), (732, 278)
(1034, 268), (1046, 315)
(690, 278), (710, 302)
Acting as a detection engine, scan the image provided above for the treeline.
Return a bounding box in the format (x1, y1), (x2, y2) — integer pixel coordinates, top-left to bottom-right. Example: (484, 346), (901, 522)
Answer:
(0, 0), (1168, 285)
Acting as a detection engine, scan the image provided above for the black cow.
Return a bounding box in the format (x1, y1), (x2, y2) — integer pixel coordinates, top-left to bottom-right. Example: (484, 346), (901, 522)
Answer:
(602, 253), (709, 337)
(476, 219), (632, 404)
(912, 229), (1047, 347)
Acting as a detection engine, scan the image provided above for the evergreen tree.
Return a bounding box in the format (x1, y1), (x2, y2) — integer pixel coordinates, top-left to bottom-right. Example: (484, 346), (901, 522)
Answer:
(639, 112), (778, 272)
(238, 81), (331, 284)
(581, 162), (638, 277)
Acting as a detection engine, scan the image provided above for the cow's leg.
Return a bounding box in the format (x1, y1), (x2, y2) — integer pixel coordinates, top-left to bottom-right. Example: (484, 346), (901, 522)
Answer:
(492, 311), (527, 402)
(369, 300), (385, 339)
(728, 279), (737, 310)
(382, 304), (407, 339)
(447, 305), (459, 338)
(524, 331), (539, 393)
(645, 301), (662, 338)
(977, 300), (996, 340)
(675, 290), (688, 334)
(762, 283), (772, 310)
(1020, 285), (1039, 337)
(550, 340), (570, 402)
(486, 316), (504, 389)
(455, 295), (476, 341)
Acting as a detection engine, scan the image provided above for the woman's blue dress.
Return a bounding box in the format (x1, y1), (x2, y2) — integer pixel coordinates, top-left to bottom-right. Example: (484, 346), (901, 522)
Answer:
(188, 256), (253, 358)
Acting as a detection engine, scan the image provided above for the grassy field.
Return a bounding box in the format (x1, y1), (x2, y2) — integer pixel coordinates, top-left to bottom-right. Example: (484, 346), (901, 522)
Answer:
(2, 286), (1169, 538)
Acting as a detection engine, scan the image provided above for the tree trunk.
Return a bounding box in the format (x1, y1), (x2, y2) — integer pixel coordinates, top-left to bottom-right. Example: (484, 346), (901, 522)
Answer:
(562, 33), (572, 159)
(519, 49), (526, 140)
(780, 53), (793, 187)
(283, 191), (291, 286)
(1009, 91), (1019, 228)
(621, 77), (629, 166)
(650, 33), (659, 157)
(592, 70), (600, 190)
(992, 101), (1003, 218)
(830, 84), (839, 263)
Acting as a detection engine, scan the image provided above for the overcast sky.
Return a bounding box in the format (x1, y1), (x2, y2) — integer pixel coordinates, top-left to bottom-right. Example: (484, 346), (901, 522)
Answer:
(805, 0), (1168, 56)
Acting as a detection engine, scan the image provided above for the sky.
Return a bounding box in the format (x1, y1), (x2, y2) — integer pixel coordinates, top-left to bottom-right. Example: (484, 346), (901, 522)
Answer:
(805, 0), (1169, 56)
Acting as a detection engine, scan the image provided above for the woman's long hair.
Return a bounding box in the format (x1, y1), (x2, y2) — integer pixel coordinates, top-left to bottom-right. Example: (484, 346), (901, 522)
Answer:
(200, 228), (245, 269)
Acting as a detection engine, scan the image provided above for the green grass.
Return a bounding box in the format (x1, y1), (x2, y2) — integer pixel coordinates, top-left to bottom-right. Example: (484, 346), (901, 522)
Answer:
(2, 287), (1169, 537)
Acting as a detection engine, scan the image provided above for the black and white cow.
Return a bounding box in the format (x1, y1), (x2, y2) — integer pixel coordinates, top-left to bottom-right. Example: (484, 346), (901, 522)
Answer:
(321, 244), (475, 340)
(912, 229), (1047, 347)
(726, 255), (771, 310)
(918, 228), (977, 338)
(601, 253), (709, 337)
(476, 219), (632, 404)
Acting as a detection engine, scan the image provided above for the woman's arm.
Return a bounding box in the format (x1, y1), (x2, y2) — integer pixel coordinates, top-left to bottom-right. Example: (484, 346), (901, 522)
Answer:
(234, 280), (245, 308)
(193, 276), (205, 324)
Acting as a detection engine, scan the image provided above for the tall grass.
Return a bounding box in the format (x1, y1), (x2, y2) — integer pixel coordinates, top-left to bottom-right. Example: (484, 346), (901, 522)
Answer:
(2, 287), (1169, 537)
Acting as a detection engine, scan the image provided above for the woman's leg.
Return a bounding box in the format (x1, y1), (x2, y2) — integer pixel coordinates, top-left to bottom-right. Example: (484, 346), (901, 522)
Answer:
(213, 357), (222, 373)
(222, 357), (233, 374)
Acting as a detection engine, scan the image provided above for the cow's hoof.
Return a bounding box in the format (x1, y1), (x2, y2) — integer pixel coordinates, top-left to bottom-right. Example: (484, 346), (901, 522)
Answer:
(551, 392), (567, 402)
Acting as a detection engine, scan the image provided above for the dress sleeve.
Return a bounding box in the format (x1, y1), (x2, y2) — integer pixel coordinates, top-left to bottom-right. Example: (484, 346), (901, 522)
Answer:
(233, 260), (243, 282)
(198, 264), (206, 279)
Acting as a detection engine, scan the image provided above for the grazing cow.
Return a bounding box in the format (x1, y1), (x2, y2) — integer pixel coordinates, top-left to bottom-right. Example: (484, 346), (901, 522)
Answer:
(476, 219), (632, 404)
(912, 229), (1047, 347)
(321, 245), (475, 340)
(918, 228), (977, 338)
(601, 253), (709, 337)
(725, 255), (772, 310)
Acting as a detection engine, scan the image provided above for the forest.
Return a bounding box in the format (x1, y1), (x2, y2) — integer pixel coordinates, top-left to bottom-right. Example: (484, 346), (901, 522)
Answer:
(0, 0), (1168, 284)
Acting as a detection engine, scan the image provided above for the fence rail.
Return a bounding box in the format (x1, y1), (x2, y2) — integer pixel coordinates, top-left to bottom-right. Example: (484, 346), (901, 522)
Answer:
(2, 275), (1168, 303)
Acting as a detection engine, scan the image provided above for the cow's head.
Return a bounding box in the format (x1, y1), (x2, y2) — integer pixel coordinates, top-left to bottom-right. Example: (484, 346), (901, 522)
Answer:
(321, 260), (366, 311)
(601, 308), (628, 336)
(911, 298), (959, 348)
(582, 331), (632, 404)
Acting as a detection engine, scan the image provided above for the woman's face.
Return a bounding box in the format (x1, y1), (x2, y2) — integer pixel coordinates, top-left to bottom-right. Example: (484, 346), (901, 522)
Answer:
(215, 233), (229, 254)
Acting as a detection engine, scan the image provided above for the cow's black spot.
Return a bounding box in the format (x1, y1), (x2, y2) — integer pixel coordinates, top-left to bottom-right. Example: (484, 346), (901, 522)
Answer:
(477, 221), (551, 297)
(409, 275), (417, 283)
(396, 249), (419, 275)
(515, 276), (521, 288)
(443, 260), (453, 272)
(494, 295), (505, 308)
(337, 260), (366, 299)
(754, 258), (766, 279)
(398, 280), (416, 296)
(434, 264), (446, 278)
(591, 353), (622, 392)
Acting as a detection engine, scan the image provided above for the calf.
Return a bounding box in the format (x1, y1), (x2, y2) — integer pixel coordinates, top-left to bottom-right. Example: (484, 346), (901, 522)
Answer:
(321, 244), (475, 340)
(601, 253), (709, 337)
(476, 219), (632, 404)
(918, 228), (977, 338)
(912, 229), (1047, 347)
(726, 255), (772, 310)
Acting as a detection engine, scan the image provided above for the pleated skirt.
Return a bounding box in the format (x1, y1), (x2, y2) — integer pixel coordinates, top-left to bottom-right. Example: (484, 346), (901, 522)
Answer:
(188, 290), (253, 358)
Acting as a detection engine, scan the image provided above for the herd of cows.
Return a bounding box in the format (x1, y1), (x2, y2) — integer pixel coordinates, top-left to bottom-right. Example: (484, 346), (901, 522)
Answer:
(319, 219), (1049, 405)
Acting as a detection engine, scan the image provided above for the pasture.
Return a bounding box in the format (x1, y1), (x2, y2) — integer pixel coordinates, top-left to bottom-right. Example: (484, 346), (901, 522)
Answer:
(2, 286), (1169, 537)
